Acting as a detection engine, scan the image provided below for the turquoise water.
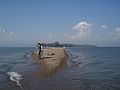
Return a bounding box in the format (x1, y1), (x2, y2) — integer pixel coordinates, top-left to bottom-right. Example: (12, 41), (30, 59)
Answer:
(0, 47), (120, 90)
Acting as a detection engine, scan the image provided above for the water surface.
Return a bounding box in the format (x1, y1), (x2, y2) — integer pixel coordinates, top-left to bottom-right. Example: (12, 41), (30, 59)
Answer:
(0, 47), (120, 90)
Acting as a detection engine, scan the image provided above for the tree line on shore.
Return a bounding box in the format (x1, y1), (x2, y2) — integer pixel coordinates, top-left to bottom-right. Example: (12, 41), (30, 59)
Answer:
(42, 42), (98, 48)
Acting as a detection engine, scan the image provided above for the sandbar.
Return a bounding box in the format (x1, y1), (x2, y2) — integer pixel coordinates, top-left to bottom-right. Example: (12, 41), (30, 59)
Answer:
(31, 47), (68, 78)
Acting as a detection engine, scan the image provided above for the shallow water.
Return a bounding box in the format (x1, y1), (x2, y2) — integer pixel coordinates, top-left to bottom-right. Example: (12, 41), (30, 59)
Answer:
(0, 47), (120, 90)
(65, 47), (120, 90)
(0, 47), (40, 90)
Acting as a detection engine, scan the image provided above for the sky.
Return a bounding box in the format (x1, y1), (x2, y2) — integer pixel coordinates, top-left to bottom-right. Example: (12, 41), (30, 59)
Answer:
(0, 0), (120, 47)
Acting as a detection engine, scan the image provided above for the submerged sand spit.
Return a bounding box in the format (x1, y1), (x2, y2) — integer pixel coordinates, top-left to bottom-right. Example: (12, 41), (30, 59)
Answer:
(31, 47), (68, 78)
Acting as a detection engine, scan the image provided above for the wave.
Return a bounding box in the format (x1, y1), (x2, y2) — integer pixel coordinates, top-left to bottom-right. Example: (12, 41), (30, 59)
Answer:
(7, 71), (23, 89)
(24, 52), (32, 59)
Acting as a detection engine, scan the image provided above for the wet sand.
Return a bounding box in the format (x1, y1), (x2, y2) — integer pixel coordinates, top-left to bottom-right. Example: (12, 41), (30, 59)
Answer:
(31, 47), (68, 78)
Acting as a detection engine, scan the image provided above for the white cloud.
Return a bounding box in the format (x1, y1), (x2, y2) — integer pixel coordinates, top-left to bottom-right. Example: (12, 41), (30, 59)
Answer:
(48, 33), (53, 38)
(115, 27), (120, 33)
(0, 28), (5, 33)
(65, 21), (93, 41)
(8, 32), (14, 38)
(101, 25), (108, 29)
(64, 23), (120, 46)
(0, 28), (1, 32)
(115, 27), (120, 38)
(0, 27), (15, 42)
(73, 21), (93, 31)
(47, 33), (55, 42)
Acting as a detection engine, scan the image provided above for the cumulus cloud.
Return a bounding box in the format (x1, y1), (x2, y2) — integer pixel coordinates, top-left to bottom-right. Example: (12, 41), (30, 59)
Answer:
(65, 21), (93, 40)
(73, 21), (93, 31)
(63, 21), (120, 46)
(101, 25), (108, 29)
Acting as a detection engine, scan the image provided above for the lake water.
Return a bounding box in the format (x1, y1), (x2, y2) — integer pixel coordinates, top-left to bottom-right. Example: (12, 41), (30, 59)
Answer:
(0, 47), (120, 90)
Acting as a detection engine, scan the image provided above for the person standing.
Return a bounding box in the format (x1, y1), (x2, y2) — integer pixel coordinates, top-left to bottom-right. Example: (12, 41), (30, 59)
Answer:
(41, 44), (44, 59)
(37, 43), (41, 59)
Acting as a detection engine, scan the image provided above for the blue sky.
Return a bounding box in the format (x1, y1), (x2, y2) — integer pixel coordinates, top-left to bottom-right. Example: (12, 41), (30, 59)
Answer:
(0, 0), (120, 47)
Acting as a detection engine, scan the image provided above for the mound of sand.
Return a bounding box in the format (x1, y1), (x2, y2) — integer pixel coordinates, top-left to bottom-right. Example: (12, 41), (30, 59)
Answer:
(31, 47), (68, 78)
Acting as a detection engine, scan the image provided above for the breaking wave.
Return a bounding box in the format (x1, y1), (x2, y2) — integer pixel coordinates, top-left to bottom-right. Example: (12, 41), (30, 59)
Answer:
(7, 71), (23, 89)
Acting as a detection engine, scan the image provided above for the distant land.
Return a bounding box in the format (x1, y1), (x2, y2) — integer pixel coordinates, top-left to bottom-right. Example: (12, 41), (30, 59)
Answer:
(42, 42), (98, 48)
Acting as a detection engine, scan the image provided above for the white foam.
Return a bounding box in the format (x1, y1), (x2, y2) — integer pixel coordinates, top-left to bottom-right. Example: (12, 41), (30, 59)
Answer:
(7, 71), (22, 88)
